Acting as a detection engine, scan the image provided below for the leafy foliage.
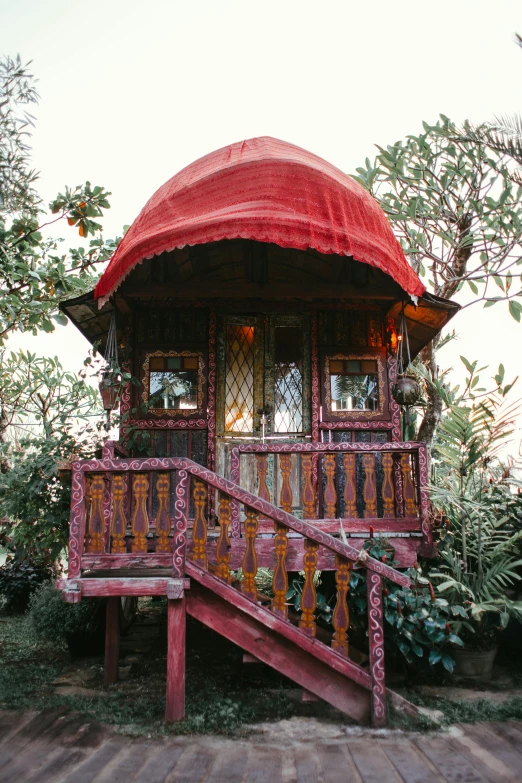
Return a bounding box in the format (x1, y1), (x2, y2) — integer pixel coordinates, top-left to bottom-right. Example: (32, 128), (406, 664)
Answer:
(355, 116), (522, 310)
(0, 555), (57, 613)
(28, 582), (103, 640)
(429, 387), (522, 644)
(354, 115), (522, 447)
(348, 540), (464, 673)
(0, 350), (101, 441)
(0, 54), (117, 346)
(0, 430), (100, 563)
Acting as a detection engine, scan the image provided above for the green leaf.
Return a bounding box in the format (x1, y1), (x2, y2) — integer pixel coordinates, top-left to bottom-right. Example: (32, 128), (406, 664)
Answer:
(441, 654), (455, 673)
(508, 300), (522, 322)
(429, 650), (442, 665)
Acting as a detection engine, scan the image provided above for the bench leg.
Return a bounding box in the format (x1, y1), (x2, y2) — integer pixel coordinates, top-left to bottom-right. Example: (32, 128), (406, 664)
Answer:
(104, 596), (120, 685)
(165, 595), (186, 722)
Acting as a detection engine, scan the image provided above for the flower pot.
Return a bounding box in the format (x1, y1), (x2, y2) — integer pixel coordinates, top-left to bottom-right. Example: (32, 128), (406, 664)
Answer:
(453, 645), (498, 679)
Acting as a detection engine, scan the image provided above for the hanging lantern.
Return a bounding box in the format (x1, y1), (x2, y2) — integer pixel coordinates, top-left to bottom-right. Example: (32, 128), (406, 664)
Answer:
(392, 305), (420, 412)
(98, 307), (122, 420)
(392, 373), (420, 406)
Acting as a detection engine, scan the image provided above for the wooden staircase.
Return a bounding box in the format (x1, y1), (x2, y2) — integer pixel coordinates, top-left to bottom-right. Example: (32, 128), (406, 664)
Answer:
(59, 451), (417, 727)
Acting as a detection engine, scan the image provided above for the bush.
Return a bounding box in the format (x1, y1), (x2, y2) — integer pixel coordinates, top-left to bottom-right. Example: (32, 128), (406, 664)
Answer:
(0, 555), (57, 614)
(28, 583), (105, 655)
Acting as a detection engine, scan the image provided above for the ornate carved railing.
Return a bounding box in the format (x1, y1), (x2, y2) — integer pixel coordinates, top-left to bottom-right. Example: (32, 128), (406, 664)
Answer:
(229, 441), (431, 545)
(68, 453), (412, 726)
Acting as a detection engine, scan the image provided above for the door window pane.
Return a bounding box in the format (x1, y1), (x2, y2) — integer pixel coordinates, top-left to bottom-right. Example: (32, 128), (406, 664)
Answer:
(274, 326), (303, 433)
(225, 324), (255, 433)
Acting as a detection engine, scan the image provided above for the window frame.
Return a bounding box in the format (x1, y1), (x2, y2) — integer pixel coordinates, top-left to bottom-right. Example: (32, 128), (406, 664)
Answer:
(321, 347), (389, 422)
(141, 348), (207, 418)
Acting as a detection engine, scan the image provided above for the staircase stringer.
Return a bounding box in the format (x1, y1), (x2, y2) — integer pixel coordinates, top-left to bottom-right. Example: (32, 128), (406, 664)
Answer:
(186, 566), (371, 723)
(187, 561), (372, 691)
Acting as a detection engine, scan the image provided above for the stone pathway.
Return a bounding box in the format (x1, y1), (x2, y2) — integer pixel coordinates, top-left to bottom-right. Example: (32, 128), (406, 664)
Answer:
(1, 708), (522, 782)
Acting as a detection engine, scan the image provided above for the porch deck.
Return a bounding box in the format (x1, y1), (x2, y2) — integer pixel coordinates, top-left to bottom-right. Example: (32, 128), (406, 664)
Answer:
(1, 708), (521, 782)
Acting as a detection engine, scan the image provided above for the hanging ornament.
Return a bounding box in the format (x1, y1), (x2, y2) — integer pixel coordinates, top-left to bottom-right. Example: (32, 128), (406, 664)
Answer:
(98, 306), (122, 423)
(392, 304), (420, 424)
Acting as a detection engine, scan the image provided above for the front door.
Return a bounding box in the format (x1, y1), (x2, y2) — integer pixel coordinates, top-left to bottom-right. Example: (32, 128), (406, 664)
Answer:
(215, 312), (311, 483)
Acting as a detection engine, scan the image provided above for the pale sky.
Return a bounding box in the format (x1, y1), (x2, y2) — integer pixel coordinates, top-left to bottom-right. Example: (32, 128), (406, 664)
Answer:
(2, 0), (522, 454)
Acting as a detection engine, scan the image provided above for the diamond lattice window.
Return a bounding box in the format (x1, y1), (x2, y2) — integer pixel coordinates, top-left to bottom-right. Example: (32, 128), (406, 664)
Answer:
(225, 324), (255, 433)
(274, 326), (303, 433)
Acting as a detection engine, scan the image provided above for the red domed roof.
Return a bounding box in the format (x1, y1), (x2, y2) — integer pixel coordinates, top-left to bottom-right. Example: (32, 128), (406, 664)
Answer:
(95, 137), (425, 303)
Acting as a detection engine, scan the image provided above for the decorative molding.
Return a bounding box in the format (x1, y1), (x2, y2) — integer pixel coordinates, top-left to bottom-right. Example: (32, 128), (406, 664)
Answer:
(367, 571), (387, 727)
(323, 352), (386, 419)
(207, 309), (217, 471)
(128, 418), (208, 430)
(172, 469), (188, 576)
(141, 350), (205, 418)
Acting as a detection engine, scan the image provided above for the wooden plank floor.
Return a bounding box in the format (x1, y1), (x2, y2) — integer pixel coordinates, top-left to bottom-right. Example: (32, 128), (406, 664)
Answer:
(0, 710), (521, 782)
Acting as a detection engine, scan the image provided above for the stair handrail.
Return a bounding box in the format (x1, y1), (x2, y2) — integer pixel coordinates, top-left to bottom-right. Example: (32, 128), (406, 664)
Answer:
(71, 455), (410, 587)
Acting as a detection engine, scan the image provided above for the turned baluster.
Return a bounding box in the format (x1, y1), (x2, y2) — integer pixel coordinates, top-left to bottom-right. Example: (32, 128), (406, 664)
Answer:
(323, 454), (337, 517)
(87, 474), (105, 553)
(272, 523), (289, 617)
(242, 508), (259, 600)
(110, 474), (128, 553)
(299, 539), (319, 637)
(381, 452), (395, 519)
(394, 458), (405, 517)
(362, 453), (377, 519)
(400, 454), (417, 517)
(84, 474), (92, 551)
(155, 472), (171, 552)
(343, 453), (357, 518)
(215, 493), (232, 582)
(301, 455), (316, 519)
(256, 454), (270, 502)
(332, 556), (352, 657)
(192, 479), (208, 568)
(279, 454), (293, 513)
(131, 473), (149, 553)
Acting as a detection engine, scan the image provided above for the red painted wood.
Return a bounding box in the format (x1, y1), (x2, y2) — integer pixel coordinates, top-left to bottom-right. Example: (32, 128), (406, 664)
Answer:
(255, 517), (421, 534)
(367, 572), (387, 727)
(81, 554), (172, 570)
(104, 596), (120, 685)
(165, 596), (186, 722)
(74, 578), (189, 597)
(194, 535), (420, 571)
(74, 456), (412, 586)
(186, 560), (372, 691)
(186, 580), (371, 723)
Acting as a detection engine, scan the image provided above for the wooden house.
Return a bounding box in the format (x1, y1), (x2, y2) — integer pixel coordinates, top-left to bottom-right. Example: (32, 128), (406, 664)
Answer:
(58, 137), (459, 726)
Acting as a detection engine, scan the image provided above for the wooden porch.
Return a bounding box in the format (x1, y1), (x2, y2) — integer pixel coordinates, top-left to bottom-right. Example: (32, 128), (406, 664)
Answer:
(2, 708), (522, 782)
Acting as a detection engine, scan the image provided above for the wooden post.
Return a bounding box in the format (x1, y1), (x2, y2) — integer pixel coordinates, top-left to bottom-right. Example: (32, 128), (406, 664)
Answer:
(367, 571), (387, 727)
(104, 596), (120, 686)
(165, 580), (187, 723)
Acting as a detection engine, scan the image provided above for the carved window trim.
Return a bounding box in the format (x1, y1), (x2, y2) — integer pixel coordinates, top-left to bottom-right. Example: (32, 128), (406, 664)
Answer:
(322, 350), (388, 421)
(142, 350), (206, 418)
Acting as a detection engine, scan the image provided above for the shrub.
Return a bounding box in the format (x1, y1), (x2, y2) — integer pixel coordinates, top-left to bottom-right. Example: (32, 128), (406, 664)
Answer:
(28, 583), (105, 647)
(0, 555), (58, 614)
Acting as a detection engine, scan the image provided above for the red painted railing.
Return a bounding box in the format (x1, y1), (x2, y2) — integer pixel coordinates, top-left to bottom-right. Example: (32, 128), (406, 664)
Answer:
(66, 453), (412, 726)
(229, 441), (432, 550)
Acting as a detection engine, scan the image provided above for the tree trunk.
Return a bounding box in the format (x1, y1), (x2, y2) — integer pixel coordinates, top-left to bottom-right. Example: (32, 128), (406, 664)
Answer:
(417, 340), (443, 460)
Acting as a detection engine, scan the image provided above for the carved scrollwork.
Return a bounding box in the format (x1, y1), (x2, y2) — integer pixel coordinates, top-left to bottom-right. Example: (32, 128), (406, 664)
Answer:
(367, 571), (387, 727)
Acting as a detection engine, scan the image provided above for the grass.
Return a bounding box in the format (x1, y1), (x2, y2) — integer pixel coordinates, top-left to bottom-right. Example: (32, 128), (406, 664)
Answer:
(404, 692), (522, 727)
(0, 599), (328, 737)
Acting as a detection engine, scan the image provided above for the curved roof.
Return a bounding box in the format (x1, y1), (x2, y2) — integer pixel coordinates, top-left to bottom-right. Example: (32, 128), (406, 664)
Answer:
(94, 136), (425, 304)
